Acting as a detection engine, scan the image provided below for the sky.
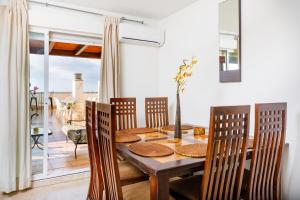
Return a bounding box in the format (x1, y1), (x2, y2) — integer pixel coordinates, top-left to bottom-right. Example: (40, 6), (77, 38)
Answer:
(30, 54), (101, 92)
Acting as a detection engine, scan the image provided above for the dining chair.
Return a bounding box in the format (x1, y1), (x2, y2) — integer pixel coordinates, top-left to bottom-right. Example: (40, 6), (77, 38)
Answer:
(30, 90), (38, 111)
(86, 101), (103, 200)
(145, 97), (169, 128)
(97, 102), (173, 200)
(170, 105), (250, 200)
(86, 101), (146, 188)
(242, 103), (286, 200)
(110, 97), (137, 131)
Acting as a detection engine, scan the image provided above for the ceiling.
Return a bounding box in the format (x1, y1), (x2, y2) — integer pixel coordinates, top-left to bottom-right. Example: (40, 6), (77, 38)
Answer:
(30, 40), (102, 59)
(50, 0), (199, 19)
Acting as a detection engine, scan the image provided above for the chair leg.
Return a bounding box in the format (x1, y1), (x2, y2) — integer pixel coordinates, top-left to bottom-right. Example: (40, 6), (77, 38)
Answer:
(30, 97), (34, 111)
(35, 98), (38, 111)
(75, 142), (78, 159)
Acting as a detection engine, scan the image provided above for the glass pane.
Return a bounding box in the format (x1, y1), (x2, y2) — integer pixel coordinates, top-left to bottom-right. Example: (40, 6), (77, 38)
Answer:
(48, 41), (100, 176)
(29, 32), (47, 176)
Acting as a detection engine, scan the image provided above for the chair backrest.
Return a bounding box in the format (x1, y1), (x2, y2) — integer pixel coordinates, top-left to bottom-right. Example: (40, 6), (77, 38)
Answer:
(145, 97), (169, 128)
(86, 101), (103, 200)
(110, 97), (137, 131)
(97, 103), (123, 200)
(246, 103), (286, 200)
(200, 105), (250, 200)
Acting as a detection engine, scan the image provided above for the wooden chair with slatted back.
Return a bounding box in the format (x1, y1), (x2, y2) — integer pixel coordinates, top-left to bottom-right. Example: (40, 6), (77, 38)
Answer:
(86, 101), (103, 200)
(170, 105), (250, 200)
(110, 97), (137, 131)
(97, 103), (160, 200)
(243, 103), (286, 200)
(145, 97), (169, 128)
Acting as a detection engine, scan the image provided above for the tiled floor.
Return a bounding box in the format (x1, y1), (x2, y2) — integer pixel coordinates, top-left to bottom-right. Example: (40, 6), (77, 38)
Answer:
(31, 108), (89, 176)
(1, 178), (89, 200)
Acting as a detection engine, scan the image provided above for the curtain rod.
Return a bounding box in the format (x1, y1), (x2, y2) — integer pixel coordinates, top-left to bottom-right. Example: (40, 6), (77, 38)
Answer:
(28, 0), (144, 24)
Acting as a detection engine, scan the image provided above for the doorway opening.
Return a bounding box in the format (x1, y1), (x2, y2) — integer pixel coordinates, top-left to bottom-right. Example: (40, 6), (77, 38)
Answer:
(29, 32), (101, 178)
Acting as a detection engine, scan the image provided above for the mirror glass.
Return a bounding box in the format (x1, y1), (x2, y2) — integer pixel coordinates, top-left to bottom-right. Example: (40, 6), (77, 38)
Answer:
(219, 0), (241, 82)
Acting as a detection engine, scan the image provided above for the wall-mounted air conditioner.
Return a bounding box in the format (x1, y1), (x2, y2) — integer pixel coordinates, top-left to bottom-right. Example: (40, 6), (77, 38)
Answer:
(119, 23), (165, 47)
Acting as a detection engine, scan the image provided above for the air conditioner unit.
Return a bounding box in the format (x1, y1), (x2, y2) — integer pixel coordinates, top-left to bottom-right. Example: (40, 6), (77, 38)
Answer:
(119, 23), (165, 47)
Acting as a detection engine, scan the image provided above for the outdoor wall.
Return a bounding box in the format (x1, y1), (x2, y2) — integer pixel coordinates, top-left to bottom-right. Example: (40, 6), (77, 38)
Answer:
(34, 92), (98, 106)
(158, 0), (300, 198)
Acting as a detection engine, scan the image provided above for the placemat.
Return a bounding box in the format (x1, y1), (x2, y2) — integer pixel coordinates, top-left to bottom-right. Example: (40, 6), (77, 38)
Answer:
(161, 124), (194, 132)
(175, 143), (208, 158)
(117, 127), (157, 135)
(129, 142), (174, 157)
(116, 133), (141, 143)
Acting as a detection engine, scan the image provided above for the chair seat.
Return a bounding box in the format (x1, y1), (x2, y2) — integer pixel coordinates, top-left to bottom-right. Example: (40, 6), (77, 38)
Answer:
(122, 181), (174, 200)
(119, 161), (146, 185)
(169, 175), (203, 200)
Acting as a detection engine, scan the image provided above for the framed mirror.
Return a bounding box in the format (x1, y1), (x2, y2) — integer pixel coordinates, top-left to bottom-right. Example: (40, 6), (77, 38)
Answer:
(219, 0), (241, 82)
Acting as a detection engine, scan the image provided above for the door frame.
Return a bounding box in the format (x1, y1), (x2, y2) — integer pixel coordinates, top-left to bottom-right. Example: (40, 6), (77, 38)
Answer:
(30, 30), (50, 180)
(30, 27), (102, 180)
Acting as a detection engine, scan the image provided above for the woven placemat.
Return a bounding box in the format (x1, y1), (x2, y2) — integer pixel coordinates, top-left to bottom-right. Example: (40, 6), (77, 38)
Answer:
(116, 133), (141, 143)
(129, 142), (174, 157)
(161, 124), (194, 132)
(117, 127), (157, 135)
(194, 134), (209, 140)
(144, 132), (168, 140)
(175, 143), (208, 158)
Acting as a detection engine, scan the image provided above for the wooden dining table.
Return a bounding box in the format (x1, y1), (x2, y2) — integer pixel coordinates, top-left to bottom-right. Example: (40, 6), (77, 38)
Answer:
(116, 128), (253, 200)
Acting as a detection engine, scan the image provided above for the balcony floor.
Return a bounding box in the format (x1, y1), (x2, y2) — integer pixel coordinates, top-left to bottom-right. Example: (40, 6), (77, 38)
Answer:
(31, 108), (89, 176)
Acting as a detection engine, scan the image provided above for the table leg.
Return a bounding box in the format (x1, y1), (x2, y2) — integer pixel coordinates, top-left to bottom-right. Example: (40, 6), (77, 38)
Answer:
(32, 136), (44, 150)
(150, 174), (169, 200)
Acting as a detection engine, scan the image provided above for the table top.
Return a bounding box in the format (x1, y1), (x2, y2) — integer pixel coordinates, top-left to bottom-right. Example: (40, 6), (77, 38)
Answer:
(117, 128), (253, 176)
(31, 128), (53, 136)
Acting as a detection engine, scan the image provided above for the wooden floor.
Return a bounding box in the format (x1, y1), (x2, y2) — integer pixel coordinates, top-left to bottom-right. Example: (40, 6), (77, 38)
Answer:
(31, 108), (90, 176)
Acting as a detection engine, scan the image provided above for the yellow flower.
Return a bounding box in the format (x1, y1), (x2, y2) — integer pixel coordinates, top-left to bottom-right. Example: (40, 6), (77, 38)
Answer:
(191, 57), (198, 65)
(180, 65), (187, 71)
(174, 57), (198, 94)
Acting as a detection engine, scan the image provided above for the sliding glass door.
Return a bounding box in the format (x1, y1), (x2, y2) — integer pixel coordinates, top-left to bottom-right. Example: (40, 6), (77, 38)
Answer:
(29, 31), (49, 179)
(29, 29), (101, 179)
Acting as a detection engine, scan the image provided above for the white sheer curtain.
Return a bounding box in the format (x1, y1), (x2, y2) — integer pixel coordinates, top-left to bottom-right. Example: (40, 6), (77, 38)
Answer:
(0, 0), (31, 193)
(100, 16), (121, 102)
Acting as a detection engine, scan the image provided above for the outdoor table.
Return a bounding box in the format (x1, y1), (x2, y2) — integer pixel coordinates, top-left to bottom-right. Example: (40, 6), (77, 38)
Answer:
(31, 128), (53, 150)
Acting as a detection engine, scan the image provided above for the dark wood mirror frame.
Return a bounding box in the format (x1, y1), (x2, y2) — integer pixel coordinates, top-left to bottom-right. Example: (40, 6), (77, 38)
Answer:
(219, 0), (241, 83)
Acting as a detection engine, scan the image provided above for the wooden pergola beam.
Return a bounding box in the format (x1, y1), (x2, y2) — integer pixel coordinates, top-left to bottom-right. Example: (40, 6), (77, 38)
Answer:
(50, 49), (101, 59)
(49, 42), (56, 53)
(75, 45), (88, 56)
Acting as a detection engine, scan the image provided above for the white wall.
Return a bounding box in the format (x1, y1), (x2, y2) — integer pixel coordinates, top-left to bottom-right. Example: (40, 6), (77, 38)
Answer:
(158, 0), (300, 198)
(28, 2), (158, 36)
(120, 43), (159, 126)
(158, 0), (219, 126)
(28, 3), (104, 36)
(26, 0), (300, 198)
